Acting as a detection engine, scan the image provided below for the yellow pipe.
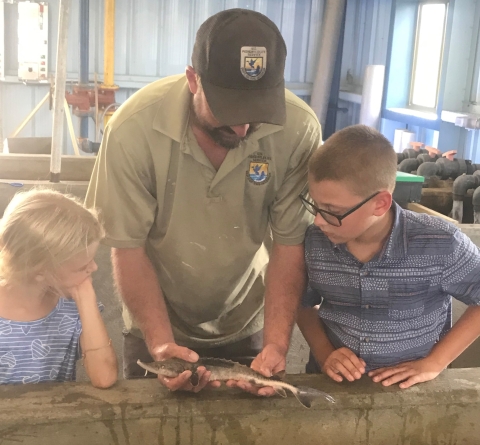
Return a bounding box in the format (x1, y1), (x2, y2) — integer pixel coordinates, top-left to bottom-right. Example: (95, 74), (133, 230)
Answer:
(103, 0), (115, 88)
(102, 0), (117, 126)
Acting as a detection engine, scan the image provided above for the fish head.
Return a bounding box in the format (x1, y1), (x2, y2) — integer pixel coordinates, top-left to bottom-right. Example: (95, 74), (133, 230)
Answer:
(150, 358), (191, 377)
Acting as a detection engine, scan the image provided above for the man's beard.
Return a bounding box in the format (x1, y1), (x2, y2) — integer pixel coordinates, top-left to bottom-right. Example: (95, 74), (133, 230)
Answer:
(191, 105), (260, 149)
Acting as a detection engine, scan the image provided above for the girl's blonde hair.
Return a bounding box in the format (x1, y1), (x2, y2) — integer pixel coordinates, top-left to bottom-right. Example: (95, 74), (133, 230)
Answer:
(0, 189), (104, 286)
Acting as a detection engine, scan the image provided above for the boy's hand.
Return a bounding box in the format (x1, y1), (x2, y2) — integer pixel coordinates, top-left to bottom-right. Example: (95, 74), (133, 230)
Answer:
(322, 347), (366, 382)
(368, 357), (445, 389)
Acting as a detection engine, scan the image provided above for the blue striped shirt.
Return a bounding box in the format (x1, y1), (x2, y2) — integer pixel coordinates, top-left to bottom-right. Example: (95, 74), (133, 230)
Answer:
(302, 202), (480, 371)
(0, 298), (82, 384)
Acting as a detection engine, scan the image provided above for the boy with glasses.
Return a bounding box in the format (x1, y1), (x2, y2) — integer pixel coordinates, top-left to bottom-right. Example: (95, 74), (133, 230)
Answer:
(297, 124), (480, 389)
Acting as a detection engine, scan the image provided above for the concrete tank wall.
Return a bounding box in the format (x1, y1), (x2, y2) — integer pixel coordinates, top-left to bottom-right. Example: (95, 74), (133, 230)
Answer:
(0, 369), (479, 445)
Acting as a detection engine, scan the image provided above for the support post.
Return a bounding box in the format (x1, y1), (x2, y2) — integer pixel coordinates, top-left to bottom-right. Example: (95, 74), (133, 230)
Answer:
(50, 0), (71, 183)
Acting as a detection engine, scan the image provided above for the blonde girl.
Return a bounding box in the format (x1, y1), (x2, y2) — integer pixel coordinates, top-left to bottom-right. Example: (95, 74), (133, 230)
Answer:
(0, 189), (117, 387)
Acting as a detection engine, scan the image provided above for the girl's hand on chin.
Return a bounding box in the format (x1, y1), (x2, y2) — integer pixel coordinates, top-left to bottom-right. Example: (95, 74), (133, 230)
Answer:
(66, 277), (95, 303)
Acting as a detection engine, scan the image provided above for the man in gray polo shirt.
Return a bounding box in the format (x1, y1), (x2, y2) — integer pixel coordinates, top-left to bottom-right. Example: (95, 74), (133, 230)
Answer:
(86, 9), (321, 394)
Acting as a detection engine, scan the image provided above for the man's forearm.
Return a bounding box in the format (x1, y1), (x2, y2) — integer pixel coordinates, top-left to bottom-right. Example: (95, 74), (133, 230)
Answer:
(263, 242), (306, 352)
(112, 247), (174, 352)
(428, 305), (480, 368)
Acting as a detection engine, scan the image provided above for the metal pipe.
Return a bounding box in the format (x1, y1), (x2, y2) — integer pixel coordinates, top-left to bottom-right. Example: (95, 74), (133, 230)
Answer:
(79, 0), (89, 139)
(64, 98), (80, 156)
(102, 0), (117, 127)
(9, 93), (49, 138)
(50, 0), (71, 183)
(310, 0), (346, 128)
(103, 0), (115, 88)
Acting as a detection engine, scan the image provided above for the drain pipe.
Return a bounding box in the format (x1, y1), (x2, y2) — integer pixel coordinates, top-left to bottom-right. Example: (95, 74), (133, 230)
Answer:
(417, 151), (480, 181)
(473, 186), (480, 224)
(310, 0), (346, 128)
(396, 142), (429, 163)
(417, 146), (441, 164)
(398, 145), (442, 173)
(50, 0), (71, 182)
(78, 0), (89, 148)
(398, 158), (420, 173)
(452, 171), (480, 223)
(403, 142), (428, 159)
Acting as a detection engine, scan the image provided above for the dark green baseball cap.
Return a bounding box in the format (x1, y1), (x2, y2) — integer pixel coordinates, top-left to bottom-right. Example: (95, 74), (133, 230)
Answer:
(191, 9), (287, 126)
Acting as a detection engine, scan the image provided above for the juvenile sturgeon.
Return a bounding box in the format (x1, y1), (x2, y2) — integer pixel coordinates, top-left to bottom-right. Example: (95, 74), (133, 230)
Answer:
(137, 357), (335, 408)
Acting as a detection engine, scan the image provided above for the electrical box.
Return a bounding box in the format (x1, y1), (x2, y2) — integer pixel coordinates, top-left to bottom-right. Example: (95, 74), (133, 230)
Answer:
(0, 2), (4, 81)
(18, 1), (48, 82)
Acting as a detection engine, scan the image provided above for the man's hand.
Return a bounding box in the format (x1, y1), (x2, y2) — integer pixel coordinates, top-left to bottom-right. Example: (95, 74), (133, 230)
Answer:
(322, 347), (366, 382)
(368, 357), (444, 389)
(150, 343), (220, 392)
(226, 344), (287, 396)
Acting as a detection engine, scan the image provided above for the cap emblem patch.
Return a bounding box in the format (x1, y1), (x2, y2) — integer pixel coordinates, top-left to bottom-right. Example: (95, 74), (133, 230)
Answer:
(241, 46), (267, 81)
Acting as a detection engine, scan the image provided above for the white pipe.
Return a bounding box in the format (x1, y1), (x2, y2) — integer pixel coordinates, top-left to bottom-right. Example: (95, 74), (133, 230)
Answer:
(310, 0), (346, 129)
(64, 98), (80, 156)
(9, 92), (49, 138)
(50, 0), (71, 182)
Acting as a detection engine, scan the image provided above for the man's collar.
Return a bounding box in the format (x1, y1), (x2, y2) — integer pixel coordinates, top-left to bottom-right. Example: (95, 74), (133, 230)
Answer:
(152, 75), (191, 142)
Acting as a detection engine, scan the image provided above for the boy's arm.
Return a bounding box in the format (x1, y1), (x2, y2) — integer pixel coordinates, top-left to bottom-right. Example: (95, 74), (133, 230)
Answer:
(297, 305), (365, 382)
(369, 305), (480, 388)
(71, 279), (118, 389)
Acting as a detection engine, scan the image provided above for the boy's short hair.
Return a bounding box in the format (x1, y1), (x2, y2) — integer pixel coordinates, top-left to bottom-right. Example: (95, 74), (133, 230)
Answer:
(0, 189), (104, 286)
(308, 125), (397, 196)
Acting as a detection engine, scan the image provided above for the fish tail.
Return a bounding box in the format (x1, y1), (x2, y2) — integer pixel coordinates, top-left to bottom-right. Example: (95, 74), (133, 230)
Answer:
(292, 386), (336, 408)
(274, 387), (288, 398)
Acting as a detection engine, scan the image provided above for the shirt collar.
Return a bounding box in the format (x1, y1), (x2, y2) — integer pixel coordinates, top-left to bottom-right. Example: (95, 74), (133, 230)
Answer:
(379, 201), (406, 259)
(152, 75), (191, 143)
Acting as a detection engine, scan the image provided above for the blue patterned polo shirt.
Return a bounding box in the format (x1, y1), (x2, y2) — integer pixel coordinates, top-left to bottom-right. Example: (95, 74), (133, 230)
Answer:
(302, 202), (480, 371)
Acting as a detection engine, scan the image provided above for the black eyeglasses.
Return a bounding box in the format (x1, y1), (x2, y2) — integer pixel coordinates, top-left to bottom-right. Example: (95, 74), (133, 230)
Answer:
(299, 191), (380, 227)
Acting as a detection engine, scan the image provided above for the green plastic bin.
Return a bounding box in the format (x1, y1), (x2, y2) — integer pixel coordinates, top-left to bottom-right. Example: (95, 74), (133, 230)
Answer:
(393, 172), (424, 206)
